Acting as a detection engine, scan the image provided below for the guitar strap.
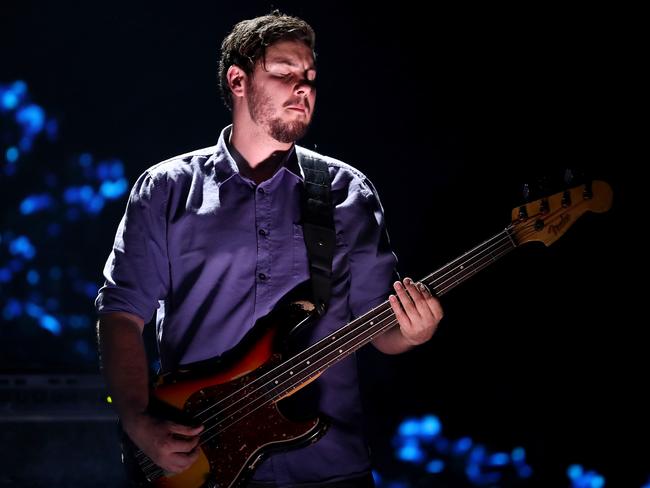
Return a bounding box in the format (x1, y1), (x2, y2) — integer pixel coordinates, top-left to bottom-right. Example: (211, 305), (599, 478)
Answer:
(297, 152), (336, 316)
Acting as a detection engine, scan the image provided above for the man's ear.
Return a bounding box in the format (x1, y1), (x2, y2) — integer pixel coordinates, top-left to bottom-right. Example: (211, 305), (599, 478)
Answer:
(227, 65), (247, 100)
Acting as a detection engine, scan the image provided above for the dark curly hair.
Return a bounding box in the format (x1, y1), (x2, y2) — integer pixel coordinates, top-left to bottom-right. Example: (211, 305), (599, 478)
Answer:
(218, 11), (316, 110)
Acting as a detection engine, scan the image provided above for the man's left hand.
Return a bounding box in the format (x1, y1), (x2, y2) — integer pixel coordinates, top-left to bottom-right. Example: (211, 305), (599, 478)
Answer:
(389, 277), (443, 346)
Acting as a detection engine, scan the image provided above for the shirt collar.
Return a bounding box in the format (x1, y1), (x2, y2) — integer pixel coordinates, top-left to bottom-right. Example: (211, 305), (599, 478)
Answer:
(212, 125), (304, 185)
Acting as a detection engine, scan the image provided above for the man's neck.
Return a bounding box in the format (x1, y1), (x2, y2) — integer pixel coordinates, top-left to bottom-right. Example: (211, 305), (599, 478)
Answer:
(229, 124), (293, 185)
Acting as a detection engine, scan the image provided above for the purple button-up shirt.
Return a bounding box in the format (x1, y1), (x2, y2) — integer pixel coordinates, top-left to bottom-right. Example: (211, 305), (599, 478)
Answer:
(96, 125), (398, 484)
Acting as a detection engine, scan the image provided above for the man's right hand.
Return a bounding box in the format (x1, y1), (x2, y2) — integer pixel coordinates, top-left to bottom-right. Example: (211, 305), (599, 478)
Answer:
(124, 412), (205, 474)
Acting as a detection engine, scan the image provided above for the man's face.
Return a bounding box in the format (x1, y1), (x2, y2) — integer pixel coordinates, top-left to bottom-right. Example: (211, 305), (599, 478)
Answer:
(246, 40), (317, 144)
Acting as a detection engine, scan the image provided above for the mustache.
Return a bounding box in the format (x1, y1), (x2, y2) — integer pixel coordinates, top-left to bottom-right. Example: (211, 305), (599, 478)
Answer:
(283, 98), (310, 109)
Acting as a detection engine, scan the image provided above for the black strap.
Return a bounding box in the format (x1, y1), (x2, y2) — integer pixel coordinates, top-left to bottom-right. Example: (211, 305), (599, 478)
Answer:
(298, 153), (336, 316)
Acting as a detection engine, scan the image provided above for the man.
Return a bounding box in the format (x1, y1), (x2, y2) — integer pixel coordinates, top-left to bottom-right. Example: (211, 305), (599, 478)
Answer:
(96, 11), (443, 488)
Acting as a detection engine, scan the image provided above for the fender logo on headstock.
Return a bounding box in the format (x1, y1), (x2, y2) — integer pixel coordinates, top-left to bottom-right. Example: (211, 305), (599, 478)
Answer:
(547, 213), (570, 236)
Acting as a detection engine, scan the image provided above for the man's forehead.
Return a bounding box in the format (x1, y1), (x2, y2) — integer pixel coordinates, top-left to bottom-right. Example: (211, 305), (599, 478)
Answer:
(265, 41), (315, 68)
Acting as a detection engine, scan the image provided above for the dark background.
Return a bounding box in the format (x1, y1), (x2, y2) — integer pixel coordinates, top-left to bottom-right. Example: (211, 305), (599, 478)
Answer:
(1, 1), (641, 486)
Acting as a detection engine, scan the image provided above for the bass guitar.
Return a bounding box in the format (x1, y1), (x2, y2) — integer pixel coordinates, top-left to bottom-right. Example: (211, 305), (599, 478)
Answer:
(122, 180), (613, 488)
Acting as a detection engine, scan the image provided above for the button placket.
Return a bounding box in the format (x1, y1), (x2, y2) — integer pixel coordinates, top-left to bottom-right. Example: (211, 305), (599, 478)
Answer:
(255, 185), (272, 290)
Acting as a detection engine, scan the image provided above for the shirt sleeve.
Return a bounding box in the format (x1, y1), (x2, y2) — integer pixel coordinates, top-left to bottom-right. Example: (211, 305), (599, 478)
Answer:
(95, 170), (170, 323)
(343, 175), (399, 319)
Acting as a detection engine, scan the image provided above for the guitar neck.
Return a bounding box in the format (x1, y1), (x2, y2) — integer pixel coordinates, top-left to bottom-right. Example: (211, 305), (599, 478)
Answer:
(266, 226), (518, 400)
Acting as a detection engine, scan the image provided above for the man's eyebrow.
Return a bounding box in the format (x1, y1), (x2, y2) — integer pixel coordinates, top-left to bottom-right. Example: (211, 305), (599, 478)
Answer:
(265, 57), (316, 71)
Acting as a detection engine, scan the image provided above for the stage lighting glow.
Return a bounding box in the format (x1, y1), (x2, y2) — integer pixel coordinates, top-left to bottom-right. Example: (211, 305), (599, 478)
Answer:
(488, 452), (509, 466)
(452, 437), (473, 454)
(6, 146), (19, 163)
(40, 314), (62, 335)
(511, 447), (525, 462)
(100, 178), (128, 199)
(26, 270), (40, 285)
(20, 194), (54, 215)
(16, 104), (45, 135)
(397, 441), (425, 463)
(425, 459), (444, 473)
(9, 236), (36, 260)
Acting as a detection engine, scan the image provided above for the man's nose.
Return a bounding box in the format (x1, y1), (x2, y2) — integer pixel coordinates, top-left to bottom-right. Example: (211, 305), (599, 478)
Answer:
(294, 79), (314, 97)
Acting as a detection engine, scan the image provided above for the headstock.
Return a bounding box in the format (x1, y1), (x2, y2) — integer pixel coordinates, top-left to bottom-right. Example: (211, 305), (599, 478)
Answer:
(510, 180), (613, 247)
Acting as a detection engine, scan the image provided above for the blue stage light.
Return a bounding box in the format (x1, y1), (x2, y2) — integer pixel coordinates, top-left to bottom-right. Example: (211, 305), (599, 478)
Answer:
(567, 464), (583, 480)
(488, 452), (509, 466)
(16, 104), (45, 135)
(12, 80), (27, 95)
(2, 298), (22, 320)
(511, 447), (525, 463)
(425, 459), (445, 473)
(39, 314), (62, 335)
(420, 415), (441, 437)
(26, 270), (40, 285)
(110, 160), (124, 178)
(1, 91), (19, 111)
(452, 436), (473, 455)
(398, 418), (421, 437)
(63, 186), (80, 203)
(371, 471), (381, 485)
(79, 185), (94, 203)
(468, 445), (486, 464)
(86, 194), (105, 214)
(397, 440), (425, 463)
(96, 162), (111, 180)
(567, 465), (605, 488)
(6, 146), (19, 163)
(20, 194), (54, 215)
(9, 236), (36, 260)
(100, 178), (128, 199)
(25, 302), (44, 318)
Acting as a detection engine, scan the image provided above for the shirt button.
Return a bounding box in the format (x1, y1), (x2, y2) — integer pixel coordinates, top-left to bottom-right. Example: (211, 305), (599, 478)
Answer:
(258, 273), (267, 281)
(257, 187), (265, 194)
(258, 229), (268, 236)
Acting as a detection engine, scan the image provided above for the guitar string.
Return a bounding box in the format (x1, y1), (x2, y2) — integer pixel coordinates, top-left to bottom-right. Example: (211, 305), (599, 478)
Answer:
(190, 223), (519, 423)
(136, 234), (520, 474)
(136, 223), (534, 473)
(190, 227), (518, 427)
(192, 218), (550, 435)
(137, 216), (550, 474)
(153, 237), (525, 471)
(196, 238), (521, 446)
(136, 220), (538, 475)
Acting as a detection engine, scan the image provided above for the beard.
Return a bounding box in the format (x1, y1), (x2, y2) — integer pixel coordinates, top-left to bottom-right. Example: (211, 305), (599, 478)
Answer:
(247, 81), (311, 144)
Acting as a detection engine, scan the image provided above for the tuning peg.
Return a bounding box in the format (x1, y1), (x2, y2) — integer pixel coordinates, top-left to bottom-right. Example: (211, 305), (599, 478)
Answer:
(536, 176), (550, 214)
